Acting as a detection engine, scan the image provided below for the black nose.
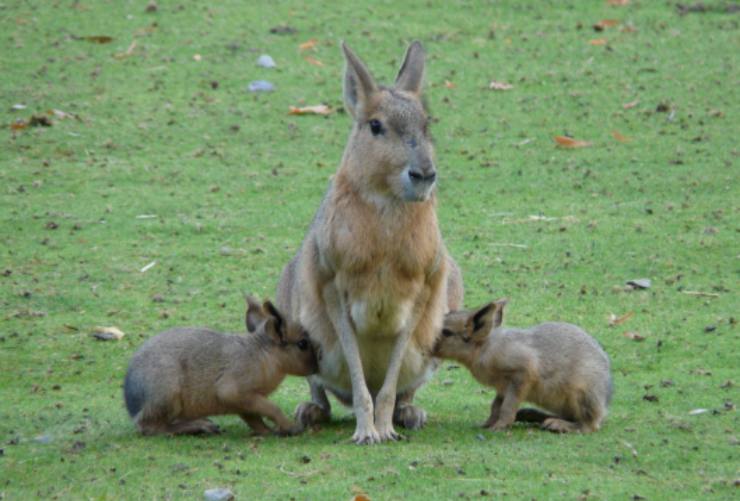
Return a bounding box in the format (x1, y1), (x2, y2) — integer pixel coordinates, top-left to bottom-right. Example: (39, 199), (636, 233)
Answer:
(409, 170), (436, 183)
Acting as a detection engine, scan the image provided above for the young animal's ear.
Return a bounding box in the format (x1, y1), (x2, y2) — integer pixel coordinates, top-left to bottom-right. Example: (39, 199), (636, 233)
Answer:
(394, 41), (425, 95)
(245, 295), (266, 333)
(262, 300), (286, 343)
(342, 42), (378, 119)
(492, 298), (507, 328)
(469, 301), (498, 340)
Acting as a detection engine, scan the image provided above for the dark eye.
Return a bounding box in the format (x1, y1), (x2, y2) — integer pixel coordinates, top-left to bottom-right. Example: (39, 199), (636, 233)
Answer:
(297, 339), (309, 351)
(442, 329), (454, 337)
(369, 119), (383, 136)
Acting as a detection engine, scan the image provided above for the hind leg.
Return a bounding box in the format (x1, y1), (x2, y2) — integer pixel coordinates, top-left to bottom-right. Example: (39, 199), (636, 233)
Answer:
(393, 388), (428, 430)
(167, 419), (221, 435)
(541, 417), (580, 433)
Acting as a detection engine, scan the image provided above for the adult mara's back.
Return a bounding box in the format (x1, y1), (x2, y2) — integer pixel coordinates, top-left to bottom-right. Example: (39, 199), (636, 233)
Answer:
(277, 41), (463, 444)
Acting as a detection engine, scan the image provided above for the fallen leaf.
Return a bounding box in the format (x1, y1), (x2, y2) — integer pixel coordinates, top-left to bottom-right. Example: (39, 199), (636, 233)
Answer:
(688, 408), (709, 415)
(10, 120), (28, 130)
(84, 35), (113, 44)
(193, 53), (202, 61)
(608, 311), (634, 326)
(589, 38), (608, 46)
(623, 99), (639, 109)
(91, 326), (125, 341)
(554, 136), (591, 148)
(352, 496), (371, 501)
(624, 331), (646, 342)
(489, 80), (513, 90)
(304, 55), (324, 67)
(444, 80), (455, 89)
(593, 19), (620, 31)
(626, 278), (651, 289)
(607, 0), (630, 5)
(299, 38), (318, 51)
(611, 130), (631, 143)
(289, 105), (332, 116)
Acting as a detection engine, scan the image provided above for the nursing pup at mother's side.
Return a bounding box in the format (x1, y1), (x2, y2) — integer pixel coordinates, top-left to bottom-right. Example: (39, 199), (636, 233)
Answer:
(434, 300), (612, 433)
(123, 297), (317, 436)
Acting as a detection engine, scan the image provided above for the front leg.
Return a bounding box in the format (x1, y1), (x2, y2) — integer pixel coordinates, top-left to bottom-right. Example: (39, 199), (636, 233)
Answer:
(482, 394), (504, 428)
(244, 394), (302, 436)
(295, 376), (332, 427)
(374, 327), (414, 441)
(487, 377), (529, 432)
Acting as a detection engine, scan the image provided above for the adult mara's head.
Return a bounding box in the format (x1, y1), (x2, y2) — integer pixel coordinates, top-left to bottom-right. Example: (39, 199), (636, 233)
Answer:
(340, 41), (436, 204)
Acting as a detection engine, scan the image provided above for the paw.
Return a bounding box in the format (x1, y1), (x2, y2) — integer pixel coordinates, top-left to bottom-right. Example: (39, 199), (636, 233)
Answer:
(200, 421), (222, 434)
(295, 401), (330, 427)
(376, 424), (403, 442)
(275, 424), (303, 437)
(541, 418), (578, 434)
(486, 421), (511, 432)
(352, 423), (381, 445)
(393, 403), (427, 430)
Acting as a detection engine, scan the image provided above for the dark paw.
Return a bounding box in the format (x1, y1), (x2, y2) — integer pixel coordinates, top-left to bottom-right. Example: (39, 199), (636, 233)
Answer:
(393, 403), (427, 430)
(295, 401), (330, 427)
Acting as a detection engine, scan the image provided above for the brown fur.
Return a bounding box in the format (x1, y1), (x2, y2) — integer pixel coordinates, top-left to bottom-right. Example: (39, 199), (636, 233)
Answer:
(435, 300), (612, 433)
(276, 41), (463, 444)
(123, 297), (317, 436)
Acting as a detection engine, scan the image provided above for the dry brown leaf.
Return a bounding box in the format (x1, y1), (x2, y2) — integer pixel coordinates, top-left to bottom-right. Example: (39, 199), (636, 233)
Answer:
(611, 130), (631, 143)
(299, 38), (318, 51)
(289, 105), (332, 116)
(304, 55), (324, 67)
(608, 311), (634, 326)
(623, 331), (645, 342)
(589, 38), (608, 46)
(623, 99), (639, 109)
(85, 35), (113, 44)
(10, 120), (28, 130)
(489, 80), (513, 91)
(351, 496), (371, 501)
(607, 0), (630, 5)
(594, 19), (620, 31)
(554, 136), (591, 148)
(444, 80), (456, 89)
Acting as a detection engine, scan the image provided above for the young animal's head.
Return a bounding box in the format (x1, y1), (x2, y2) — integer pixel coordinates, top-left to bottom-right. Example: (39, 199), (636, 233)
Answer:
(433, 299), (507, 360)
(341, 41), (435, 203)
(245, 296), (318, 376)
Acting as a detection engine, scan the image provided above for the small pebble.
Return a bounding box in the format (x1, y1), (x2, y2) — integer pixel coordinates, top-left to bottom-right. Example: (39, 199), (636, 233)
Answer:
(34, 434), (52, 444)
(257, 54), (276, 68)
(204, 488), (234, 501)
(247, 80), (275, 92)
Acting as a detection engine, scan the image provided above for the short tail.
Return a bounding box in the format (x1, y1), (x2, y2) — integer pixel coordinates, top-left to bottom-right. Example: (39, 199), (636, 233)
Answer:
(123, 368), (146, 418)
(515, 407), (554, 423)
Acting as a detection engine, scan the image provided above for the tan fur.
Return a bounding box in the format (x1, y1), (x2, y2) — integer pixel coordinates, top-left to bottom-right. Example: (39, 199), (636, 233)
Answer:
(435, 300), (612, 433)
(123, 297), (317, 436)
(277, 41), (463, 444)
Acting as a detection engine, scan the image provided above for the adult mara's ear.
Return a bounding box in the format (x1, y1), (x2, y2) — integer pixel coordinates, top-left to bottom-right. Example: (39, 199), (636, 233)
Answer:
(342, 41), (378, 119)
(245, 295), (265, 333)
(394, 41), (425, 95)
(262, 300), (286, 343)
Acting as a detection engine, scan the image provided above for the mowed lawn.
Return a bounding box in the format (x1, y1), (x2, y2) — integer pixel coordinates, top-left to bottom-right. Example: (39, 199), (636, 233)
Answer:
(1, 0), (737, 499)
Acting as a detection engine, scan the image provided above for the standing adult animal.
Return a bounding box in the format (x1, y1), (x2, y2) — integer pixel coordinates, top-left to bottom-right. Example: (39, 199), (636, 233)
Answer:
(277, 41), (463, 444)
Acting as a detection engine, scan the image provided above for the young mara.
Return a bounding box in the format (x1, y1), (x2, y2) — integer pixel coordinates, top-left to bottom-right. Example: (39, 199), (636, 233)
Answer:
(435, 300), (612, 433)
(124, 297), (317, 436)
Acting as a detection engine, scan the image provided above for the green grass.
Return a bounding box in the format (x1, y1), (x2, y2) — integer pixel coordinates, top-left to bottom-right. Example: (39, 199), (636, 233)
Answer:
(1, 0), (737, 499)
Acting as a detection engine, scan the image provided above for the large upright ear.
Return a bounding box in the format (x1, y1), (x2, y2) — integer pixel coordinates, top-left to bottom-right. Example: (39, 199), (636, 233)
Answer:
(468, 299), (505, 340)
(342, 42), (378, 119)
(394, 41), (425, 95)
(262, 300), (286, 343)
(245, 295), (265, 333)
